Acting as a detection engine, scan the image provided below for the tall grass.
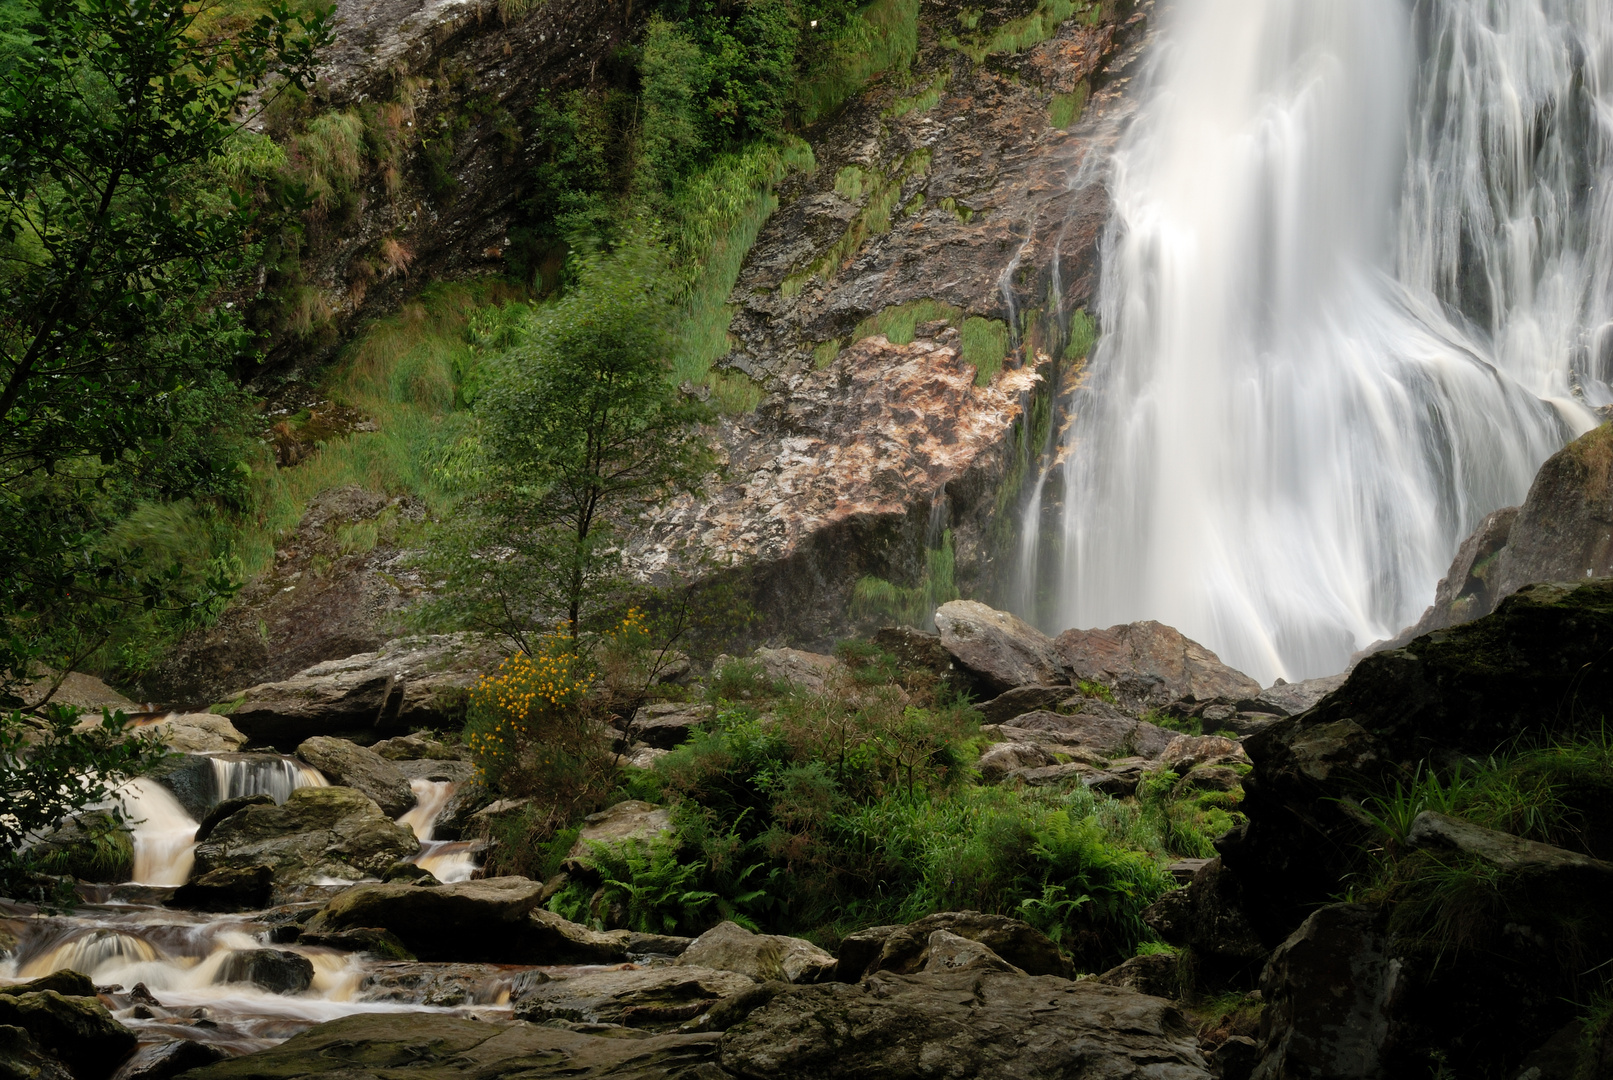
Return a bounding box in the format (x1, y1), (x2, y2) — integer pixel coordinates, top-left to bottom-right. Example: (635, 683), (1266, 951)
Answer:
(796, 0), (921, 125)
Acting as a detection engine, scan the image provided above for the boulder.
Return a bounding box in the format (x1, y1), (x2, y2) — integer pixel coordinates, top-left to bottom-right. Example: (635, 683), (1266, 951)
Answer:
(623, 704), (713, 750)
(1096, 952), (1184, 999)
(1142, 860), (1267, 990)
(0, 976), (94, 1001)
(141, 713), (248, 753)
(358, 963), (545, 1007)
(0, 993), (135, 1080)
(171, 1013), (725, 1080)
(20, 672), (138, 716)
(934, 601), (1067, 695)
(512, 966), (757, 1030)
(217, 949), (314, 994)
(114, 1039), (227, 1080)
(1405, 811), (1613, 883)
(917, 930), (1023, 975)
(1252, 904), (1397, 1080)
(194, 795), (275, 843)
(0, 1024), (72, 1080)
(1176, 765), (1244, 793)
(977, 685), (1069, 725)
(753, 648), (842, 691)
(677, 922), (836, 984)
(721, 970), (1210, 1079)
(191, 786), (418, 890)
(1054, 620), (1261, 709)
(1253, 674), (1348, 718)
(1160, 735), (1248, 774)
(296, 927), (415, 961)
(166, 865), (273, 912)
(521, 910), (634, 965)
(836, 911), (1071, 981)
(304, 876), (546, 962)
(1001, 711), (1178, 760)
(975, 741), (1057, 783)
(1008, 762), (1100, 788)
(223, 634), (505, 750)
(870, 627), (960, 681)
(296, 737), (414, 817)
(370, 732), (470, 761)
(625, 746), (671, 770)
(567, 801), (675, 861)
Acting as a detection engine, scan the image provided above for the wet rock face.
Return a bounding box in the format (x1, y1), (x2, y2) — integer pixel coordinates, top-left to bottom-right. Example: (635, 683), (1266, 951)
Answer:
(0, 991), (136, 1080)
(637, 332), (1044, 641)
(1390, 422), (1613, 643)
(192, 785), (418, 890)
(297, 736), (415, 817)
(1054, 620), (1262, 710)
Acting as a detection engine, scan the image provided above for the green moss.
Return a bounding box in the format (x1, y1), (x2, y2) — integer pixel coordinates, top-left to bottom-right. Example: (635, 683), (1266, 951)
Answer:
(937, 196), (974, 223)
(886, 73), (948, 118)
(945, 0), (1089, 64)
(851, 531), (959, 627)
(1065, 308), (1097, 362)
(1049, 82), (1088, 129)
(835, 165), (874, 201)
(796, 0), (921, 124)
(961, 317), (1010, 385)
(813, 338), (842, 369)
(852, 299), (962, 345)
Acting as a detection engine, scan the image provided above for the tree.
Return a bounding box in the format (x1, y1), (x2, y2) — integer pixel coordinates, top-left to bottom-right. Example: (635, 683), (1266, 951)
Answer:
(0, 0), (333, 702)
(420, 244), (715, 653)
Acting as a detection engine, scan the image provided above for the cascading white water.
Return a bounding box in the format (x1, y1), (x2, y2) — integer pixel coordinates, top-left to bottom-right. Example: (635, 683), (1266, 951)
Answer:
(210, 756), (328, 804)
(119, 781), (198, 887)
(1045, 0), (1607, 684)
(398, 779), (477, 884)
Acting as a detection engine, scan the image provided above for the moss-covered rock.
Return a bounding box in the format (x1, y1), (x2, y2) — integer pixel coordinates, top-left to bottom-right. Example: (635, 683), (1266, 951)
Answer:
(0, 992), (135, 1080)
(192, 785), (417, 890)
(28, 814), (132, 884)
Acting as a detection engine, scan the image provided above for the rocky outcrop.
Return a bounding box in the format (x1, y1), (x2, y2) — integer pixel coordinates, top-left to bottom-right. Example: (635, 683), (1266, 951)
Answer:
(934, 600), (1067, 694)
(222, 633), (504, 749)
(296, 736), (415, 817)
(138, 489), (430, 708)
(139, 713), (248, 753)
(1054, 620), (1262, 709)
(677, 922), (836, 985)
(1392, 422), (1613, 642)
(834, 911), (1071, 982)
(620, 704), (713, 751)
(721, 970), (1208, 1079)
(0, 991), (136, 1080)
(192, 786), (418, 890)
(752, 649), (842, 691)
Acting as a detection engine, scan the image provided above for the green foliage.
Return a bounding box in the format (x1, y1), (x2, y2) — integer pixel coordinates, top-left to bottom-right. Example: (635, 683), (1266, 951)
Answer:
(851, 530), (958, 627)
(415, 245), (714, 650)
(29, 810), (132, 882)
(0, 707), (168, 901)
(886, 73), (947, 118)
(795, 0), (919, 124)
(1066, 307), (1097, 361)
(0, 0), (331, 701)
(552, 835), (766, 935)
(945, 0), (1088, 63)
(960, 316), (1010, 385)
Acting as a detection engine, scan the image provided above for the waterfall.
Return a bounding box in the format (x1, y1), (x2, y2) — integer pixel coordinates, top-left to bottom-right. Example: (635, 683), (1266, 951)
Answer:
(120, 781), (198, 887)
(398, 779), (478, 884)
(1043, 0), (1606, 685)
(210, 756), (328, 804)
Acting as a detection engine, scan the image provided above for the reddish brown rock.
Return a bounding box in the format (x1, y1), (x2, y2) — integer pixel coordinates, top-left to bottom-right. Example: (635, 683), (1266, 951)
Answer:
(1055, 621), (1261, 709)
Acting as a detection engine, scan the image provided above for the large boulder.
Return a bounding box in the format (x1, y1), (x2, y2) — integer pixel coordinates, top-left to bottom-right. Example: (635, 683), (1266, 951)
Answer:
(305, 877), (630, 964)
(977, 685), (1069, 725)
(934, 601), (1067, 695)
(567, 801), (675, 862)
(677, 922), (836, 984)
(296, 736), (414, 817)
(1054, 620), (1260, 710)
(0, 1024), (72, 1080)
(1252, 674), (1347, 717)
(512, 966), (759, 1030)
(752, 648), (842, 691)
(305, 876), (546, 961)
(0, 992), (135, 1080)
(141, 713), (248, 753)
(835, 911), (1071, 981)
(191, 786), (418, 890)
(999, 711), (1178, 760)
(166, 865), (273, 912)
(222, 633), (505, 750)
(218, 949), (315, 994)
(721, 971), (1210, 1079)
(1252, 904), (1398, 1080)
(622, 704), (713, 751)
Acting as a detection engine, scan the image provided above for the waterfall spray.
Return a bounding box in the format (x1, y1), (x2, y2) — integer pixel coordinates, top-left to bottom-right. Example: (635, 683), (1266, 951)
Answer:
(1045, 0), (1603, 684)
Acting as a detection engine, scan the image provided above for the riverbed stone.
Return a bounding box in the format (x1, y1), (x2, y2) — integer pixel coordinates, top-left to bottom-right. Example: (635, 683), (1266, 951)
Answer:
(836, 911), (1071, 982)
(623, 704), (713, 750)
(192, 785), (417, 890)
(142, 713), (249, 753)
(296, 737), (414, 817)
(194, 795), (275, 843)
(0, 992), (135, 1080)
(513, 967), (758, 1030)
(297, 927), (415, 961)
(218, 949), (315, 995)
(115, 1038), (227, 1080)
(720, 970), (1210, 1079)
(935, 601), (1067, 695)
(305, 876), (546, 961)
(0, 1024), (72, 1080)
(677, 922), (836, 984)
(167, 865), (274, 912)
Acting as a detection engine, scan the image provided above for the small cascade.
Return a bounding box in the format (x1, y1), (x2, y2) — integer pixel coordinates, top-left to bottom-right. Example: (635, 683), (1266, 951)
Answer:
(210, 756), (327, 805)
(397, 779), (478, 884)
(118, 781), (198, 888)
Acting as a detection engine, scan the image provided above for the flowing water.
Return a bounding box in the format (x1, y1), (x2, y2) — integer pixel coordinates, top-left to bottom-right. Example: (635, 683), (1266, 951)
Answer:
(1036, 0), (1610, 684)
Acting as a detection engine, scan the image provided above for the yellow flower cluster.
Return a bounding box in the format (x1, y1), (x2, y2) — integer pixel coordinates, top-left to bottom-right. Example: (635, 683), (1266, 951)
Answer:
(465, 641), (595, 779)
